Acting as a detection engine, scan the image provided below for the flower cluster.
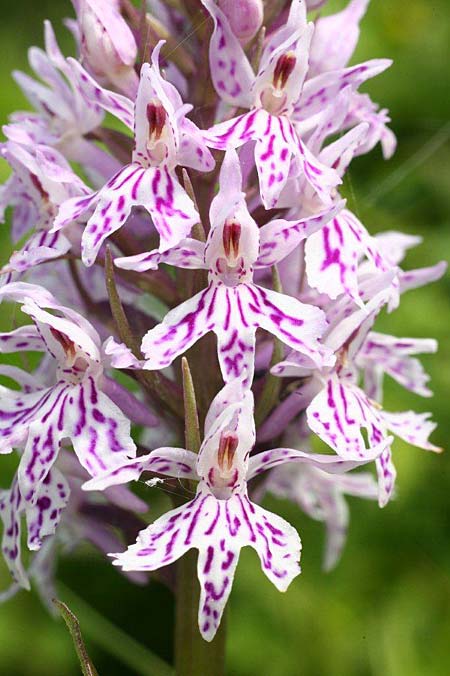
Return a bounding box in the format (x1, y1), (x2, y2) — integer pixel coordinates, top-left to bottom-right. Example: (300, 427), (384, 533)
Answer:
(0, 0), (444, 642)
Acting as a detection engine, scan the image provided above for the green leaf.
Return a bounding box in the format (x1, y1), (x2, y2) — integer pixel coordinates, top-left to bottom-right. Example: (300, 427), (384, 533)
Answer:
(57, 585), (174, 676)
(53, 598), (99, 676)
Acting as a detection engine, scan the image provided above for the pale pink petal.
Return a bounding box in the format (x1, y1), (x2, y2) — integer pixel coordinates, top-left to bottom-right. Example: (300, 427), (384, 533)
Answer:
(81, 0), (137, 66)
(305, 209), (390, 305)
(382, 410), (441, 452)
(201, 0), (254, 107)
(306, 375), (390, 460)
(61, 378), (137, 477)
(83, 448), (197, 491)
(359, 333), (437, 398)
(178, 118), (215, 172)
(399, 261), (447, 295)
(0, 325), (45, 353)
(0, 480), (29, 590)
(67, 58), (134, 129)
(256, 202), (344, 268)
(141, 286), (214, 370)
(2, 231), (71, 276)
(294, 59), (392, 122)
(375, 446), (397, 507)
(308, 0), (370, 76)
(25, 467), (70, 551)
(248, 447), (371, 480)
(115, 239), (205, 273)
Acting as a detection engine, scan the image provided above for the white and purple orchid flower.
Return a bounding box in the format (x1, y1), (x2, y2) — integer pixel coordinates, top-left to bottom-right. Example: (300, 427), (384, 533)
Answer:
(263, 423), (378, 571)
(202, 0), (340, 209)
(0, 282), (137, 506)
(202, 0), (391, 209)
(306, 0), (396, 158)
(271, 289), (440, 506)
(0, 449), (147, 599)
(84, 380), (371, 640)
(0, 0), (444, 650)
(52, 42), (214, 266)
(116, 147), (339, 384)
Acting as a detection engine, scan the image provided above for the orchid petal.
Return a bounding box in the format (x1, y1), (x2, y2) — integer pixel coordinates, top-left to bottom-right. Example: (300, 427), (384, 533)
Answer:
(0, 480), (29, 590)
(293, 59), (392, 122)
(1, 231), (71, 276)
(0, 325), (45, 353)
(83, 448), (198, 491)
(248, 447), (371, 480)
(305, 209), (390, 305)
(308, 0), (370, 76)
(26, 467), (70, 550)
(256, 202), (344, 268)
(382, 411), (441, 452)
(67, 58), (134, 129)
(399, 261), (447, 295)
(201, 0), (254, 108)
(115, 239), (206, 273)
(306, 375), (390, 460)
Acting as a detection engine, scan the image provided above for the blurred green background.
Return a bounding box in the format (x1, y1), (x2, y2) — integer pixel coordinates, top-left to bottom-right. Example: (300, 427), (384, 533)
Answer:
(0, 1), (449, 674)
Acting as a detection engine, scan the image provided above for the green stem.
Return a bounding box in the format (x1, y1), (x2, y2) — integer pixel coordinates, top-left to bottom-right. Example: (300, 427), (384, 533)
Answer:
(105, 247), (183, 419)
(175, 552), (226, 676)
(255, 266), (284, 426)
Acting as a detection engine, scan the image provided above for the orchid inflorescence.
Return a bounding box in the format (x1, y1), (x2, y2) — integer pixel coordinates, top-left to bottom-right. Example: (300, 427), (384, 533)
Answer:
(0, 0), (445, 647)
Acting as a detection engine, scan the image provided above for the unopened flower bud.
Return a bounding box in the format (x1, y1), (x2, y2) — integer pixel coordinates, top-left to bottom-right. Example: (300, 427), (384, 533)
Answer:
(218, 0), (264, 44)
(72, 0), (138, 95)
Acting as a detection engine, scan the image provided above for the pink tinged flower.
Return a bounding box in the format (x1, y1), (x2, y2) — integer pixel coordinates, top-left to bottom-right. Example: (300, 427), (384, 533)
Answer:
(130, 149), (333, 384)
(361, 231), (447, 304)
(217, 0), (263, 44)
(0, 450), (148, 602)
(0, 282), (136, 504)
(265, 461), (378, 571)
(292, 59), (392, 129)
(71, 0), (139, 96)
(308, 0), (370, 77)
(357, 332), (438, 400)
(343, 93), (397, 160)
(305, 208), (393, 307)
(0, 142), (90, 278)
(202, 0), (339, 208)
(85, 381), (368, 640)
(7, 22), (116, 177)
(274, 294), (440, 506)
(0, 467), (69, 590)
(52, 43), (213, 265)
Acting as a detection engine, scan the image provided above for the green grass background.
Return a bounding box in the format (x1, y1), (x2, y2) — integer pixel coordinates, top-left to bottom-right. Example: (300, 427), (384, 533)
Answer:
(0, 1), (449, 674)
